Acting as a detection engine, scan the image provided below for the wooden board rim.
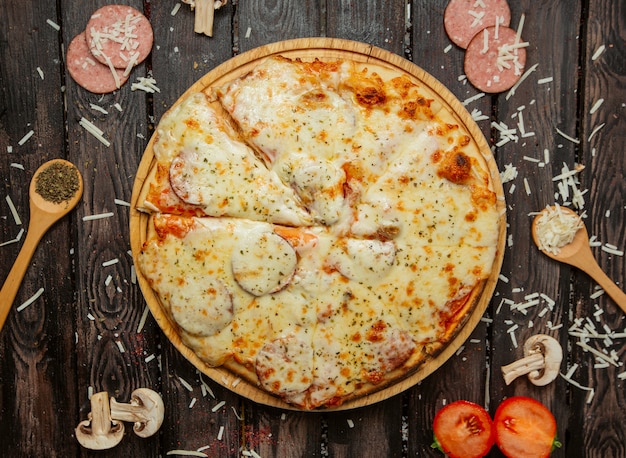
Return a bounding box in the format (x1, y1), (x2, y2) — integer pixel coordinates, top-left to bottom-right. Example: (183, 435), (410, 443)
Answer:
(130, 37), (507, 411)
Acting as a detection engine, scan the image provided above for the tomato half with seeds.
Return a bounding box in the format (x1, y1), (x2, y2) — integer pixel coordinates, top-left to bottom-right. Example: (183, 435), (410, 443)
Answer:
(494, 396), (562, 458)
(432, 400), (494, 458)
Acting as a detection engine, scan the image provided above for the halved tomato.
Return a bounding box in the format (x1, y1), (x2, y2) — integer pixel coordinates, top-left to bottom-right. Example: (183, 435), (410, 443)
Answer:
(493, 396), (562, 458)
(432, 400), (494, 458)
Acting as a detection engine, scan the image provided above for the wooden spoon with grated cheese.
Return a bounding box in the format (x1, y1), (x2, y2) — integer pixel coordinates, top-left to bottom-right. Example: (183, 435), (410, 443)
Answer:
(532, 205), (626, 314)
(0, 159), (83, 333)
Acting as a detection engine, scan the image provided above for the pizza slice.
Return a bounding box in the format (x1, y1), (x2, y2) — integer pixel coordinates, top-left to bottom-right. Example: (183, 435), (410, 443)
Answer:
(136, 92), (312, 226)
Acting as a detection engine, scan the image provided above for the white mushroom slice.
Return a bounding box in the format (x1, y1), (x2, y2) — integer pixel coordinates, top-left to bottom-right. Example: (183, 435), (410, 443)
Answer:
(231, 229), (297, 296)
(329, 238), (396, 282)
(255, 336), (314, 400)
(501, 334), (563, 386)
(169, 278), (233, 337)
(109, 388), (164, 438)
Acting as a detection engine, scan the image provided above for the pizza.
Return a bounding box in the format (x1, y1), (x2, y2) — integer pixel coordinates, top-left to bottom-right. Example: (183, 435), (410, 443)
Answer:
(135, 55), (503, 409)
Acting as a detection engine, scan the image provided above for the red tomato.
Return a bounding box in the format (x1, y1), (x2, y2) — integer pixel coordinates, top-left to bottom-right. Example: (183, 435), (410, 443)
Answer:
(493, 396), (561, 458)
(432, 400), (494, 458)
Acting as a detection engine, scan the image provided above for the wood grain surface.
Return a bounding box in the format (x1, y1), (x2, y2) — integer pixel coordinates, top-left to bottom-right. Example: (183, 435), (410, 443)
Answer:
(0, 0), (624, 457)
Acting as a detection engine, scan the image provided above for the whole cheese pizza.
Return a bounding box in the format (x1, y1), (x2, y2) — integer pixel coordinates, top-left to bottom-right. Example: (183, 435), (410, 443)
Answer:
(135, 55), (503, 409)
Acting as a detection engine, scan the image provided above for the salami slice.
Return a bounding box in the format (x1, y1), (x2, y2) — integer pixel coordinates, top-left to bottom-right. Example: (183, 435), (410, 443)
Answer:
(444, 0), (511, 49)
(464, 25), (527, 93)
(66, 32), (129, 94)
(85, 5), (153, 71)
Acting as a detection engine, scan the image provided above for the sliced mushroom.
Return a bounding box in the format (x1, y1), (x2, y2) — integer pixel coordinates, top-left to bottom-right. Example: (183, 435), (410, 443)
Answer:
(109, 388), (165, 438)
(501, 334), (563, 386)
(75, 391), (125, 450)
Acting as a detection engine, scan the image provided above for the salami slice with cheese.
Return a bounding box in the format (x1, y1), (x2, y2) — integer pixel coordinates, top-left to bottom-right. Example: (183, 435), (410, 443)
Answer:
(85, 4), (153, 71)
(66, 32), (129, 93)
(464, 25), (527, 93)
(444, 0), (511, 49)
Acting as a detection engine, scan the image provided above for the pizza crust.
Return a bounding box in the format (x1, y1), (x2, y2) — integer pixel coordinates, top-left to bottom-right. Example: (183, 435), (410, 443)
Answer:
(135, 55), (501, 409)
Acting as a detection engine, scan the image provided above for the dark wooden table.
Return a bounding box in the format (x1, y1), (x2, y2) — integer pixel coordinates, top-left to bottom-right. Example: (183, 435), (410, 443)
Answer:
(1, 1), (624, 456)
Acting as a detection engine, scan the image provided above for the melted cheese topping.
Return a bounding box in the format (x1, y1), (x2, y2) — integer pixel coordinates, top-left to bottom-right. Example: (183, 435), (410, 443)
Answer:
(145, 93), (311, 225)
(138, 56), (501, 409)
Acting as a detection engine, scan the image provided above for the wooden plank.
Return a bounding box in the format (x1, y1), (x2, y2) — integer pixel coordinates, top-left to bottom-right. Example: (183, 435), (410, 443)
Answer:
(321, 2), (416, 456)
(230, 4), (325, 456)
(147, 2), (243, 456)
(325, 0), (406, 55)
(235, 0), (321, 52)
(488, 3), (581, 457)
(406, 2), (492, 455)
(59, 1), (161, 455)
(0, 1), (80, 456)
(568, 0), (626, 455)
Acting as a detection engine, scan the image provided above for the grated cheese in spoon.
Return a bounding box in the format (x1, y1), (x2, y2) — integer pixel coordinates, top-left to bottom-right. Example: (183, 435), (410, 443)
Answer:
(534, 204), (583, 255)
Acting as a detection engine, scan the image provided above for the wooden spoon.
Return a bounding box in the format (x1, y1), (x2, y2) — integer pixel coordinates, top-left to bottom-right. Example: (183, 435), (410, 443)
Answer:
(0, 159), (83, 332)
(532, 206), (626, 314)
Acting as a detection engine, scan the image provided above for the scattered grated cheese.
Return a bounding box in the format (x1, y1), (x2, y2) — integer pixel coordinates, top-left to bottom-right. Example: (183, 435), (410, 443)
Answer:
(245, 26), (252, 38)
(18, 129), (35, 146)
(10, 163), (24, 170)
(178, 376), (194, 392)
(212, 400), (226, 412)
(116, 340), (126, 353)
(90, 103), (109, 115)
(79, 117), (111, 147)
(537, 76), (553, 85)
(589, 98), (604, 114)
(480, 28), (489, 54)
(113, 103), (123, 112)
(82, 212), (114, 221)
(506, 63), (538, 100)
(166, 451), (208, 457)
(5, 195), (22, 225)
(145, 354), (156, 363)
(171, 3), (182, 15)
(470, 108), (489, 122)
(36, 67), (44, 80)
(576, 341), (619, 367)
(217, 425), (224, 440)
(114, 198), (130, 207)
(462, 92), (486, 106)
(523, 177), (531, 195)
(137, 305), (150, 333)
(347, 419), (355, 428)
(587, 123), (605, 142)
(189, 397), (197, 408)
(444, 44), (452, 53)
(102, 258), (119, 267)
(16, 287), (45, 312)
(555, 127), (580, 144)
(131, 76), (161, 93)
(601, 244), (624, 256)
(47, 19), (61, 31)
(591, 45), (605, 61)
(500, 163), (518, 183)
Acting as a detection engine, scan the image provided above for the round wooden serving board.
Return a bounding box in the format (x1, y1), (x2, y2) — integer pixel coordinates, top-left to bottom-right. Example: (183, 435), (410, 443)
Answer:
(130, 38), (507, 411)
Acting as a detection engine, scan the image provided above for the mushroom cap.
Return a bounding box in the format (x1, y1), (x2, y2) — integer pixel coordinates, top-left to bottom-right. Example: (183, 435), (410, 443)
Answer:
(130, 388), (165, 437)
(523, 334), (563, 386)
(109, 388), (165, 438)
(75, 391), (125, 450)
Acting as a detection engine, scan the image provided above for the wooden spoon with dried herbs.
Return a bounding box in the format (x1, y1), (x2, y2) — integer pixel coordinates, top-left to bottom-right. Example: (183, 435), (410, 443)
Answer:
(0, 159), (83, 333)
